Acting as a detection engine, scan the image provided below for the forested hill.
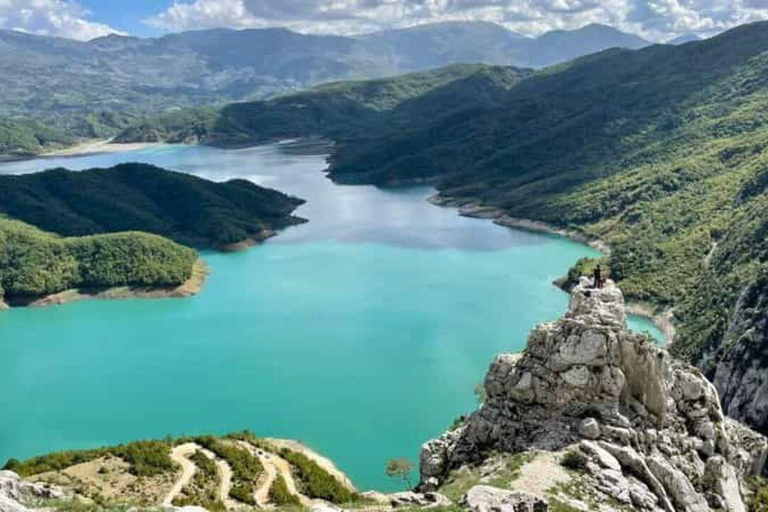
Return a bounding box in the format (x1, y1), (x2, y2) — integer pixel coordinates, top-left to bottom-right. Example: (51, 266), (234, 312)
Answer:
(0, 163), (305, 249)
(129, 21), (768, 433)
(0, 164), (306, 304)
(115, 64), (531, 146)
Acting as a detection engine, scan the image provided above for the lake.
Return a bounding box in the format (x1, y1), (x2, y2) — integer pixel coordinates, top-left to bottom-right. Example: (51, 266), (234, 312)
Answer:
(0, 143), (663, 490)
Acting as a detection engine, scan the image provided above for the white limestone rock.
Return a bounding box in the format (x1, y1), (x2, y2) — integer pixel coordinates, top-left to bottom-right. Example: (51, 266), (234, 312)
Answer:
(462, 485), (548, 512)
(419, 279), (764, 512)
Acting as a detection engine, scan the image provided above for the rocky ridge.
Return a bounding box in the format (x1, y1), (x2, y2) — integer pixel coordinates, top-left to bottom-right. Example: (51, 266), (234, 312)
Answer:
(420, 278), (767, 511)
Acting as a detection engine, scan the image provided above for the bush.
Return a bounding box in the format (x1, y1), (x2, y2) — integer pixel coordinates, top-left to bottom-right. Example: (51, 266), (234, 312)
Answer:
(3, 439), (176, 477)
(195, 438), (262, 505)
(269, 475), (302, 506)
(280, 448), (356, 504)
(561, 450), (589, 472)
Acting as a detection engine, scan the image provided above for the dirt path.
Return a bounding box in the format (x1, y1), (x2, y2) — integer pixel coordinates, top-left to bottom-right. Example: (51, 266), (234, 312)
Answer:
(207, 450), (236, 509)
(237, 440), (310, 507)
(163, 443), (199, 506)
(512, 451), (571, 497)
(267, 438), (357, 492)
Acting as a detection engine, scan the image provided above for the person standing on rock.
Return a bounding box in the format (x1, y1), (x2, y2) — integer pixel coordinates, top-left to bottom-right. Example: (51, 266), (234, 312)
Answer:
(593, 265), (604, 289)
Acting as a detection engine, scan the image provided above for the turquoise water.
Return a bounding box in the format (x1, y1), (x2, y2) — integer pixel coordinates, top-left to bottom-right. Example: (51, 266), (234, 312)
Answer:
(0, 144), (664, 490)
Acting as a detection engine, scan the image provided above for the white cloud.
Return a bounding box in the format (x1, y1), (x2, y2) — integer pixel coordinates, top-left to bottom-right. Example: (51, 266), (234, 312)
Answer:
(145, 0), (768, 40)
(0, 0), (124, 41)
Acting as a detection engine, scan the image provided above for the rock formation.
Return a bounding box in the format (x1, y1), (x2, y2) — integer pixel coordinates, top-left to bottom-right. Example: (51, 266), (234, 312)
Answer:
(712, 276), (768, 434)
(0, 471), (64, 512)
(420, 279), (767, 511)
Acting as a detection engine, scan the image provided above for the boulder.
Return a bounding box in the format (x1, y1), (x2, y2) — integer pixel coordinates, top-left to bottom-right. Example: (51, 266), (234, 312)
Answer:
(462, 485), (548, 512)
(390, 491), (451, 509)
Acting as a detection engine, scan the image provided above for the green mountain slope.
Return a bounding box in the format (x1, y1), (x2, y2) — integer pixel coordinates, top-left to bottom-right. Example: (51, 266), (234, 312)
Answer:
(116, 64), (530, 147)
(149, 21), (768, 432)
(0, 22), (653, 156)
(0, 163), (306, 249)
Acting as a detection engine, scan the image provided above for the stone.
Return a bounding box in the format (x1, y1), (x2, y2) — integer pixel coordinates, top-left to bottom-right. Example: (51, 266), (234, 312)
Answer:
(646, 455), (709, 512)
(0, 495), (29, 512)
(579, 441), (620, 471)
(578, 418), (601, 440)
(390, 491), (451, 509)
(703, 456), (745, 512)
(309, 503), (345, 512)
(462, 485), (548, 512)
(0, 471), (64, 505)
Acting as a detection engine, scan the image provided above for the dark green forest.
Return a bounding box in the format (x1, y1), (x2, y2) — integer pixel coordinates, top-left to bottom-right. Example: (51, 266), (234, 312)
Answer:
(0, 163), (306, 302)
(0, 163), (305, 249)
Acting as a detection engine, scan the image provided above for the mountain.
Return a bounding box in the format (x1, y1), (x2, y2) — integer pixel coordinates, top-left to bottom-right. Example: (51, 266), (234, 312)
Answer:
(669, 33), (703, 44)
(115, 64), (531, 146)
(524, 23), (649, 67)
(141, 21), (768, 435)
(0, 21), (651, 156)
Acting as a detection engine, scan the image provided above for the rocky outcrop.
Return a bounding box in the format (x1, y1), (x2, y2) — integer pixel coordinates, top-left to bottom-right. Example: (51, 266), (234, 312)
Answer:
(712, 277), (768, 434)
(462, 486), (548, 512)
(0, 471), (64, 512)
(420, 279), (767, 511)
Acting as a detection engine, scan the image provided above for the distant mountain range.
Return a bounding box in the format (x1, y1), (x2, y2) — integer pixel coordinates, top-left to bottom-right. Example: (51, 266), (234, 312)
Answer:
(0, 20), (657, 147)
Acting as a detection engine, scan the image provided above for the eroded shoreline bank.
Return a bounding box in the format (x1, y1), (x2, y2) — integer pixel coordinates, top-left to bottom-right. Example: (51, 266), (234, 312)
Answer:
(0, 260), (208, 311)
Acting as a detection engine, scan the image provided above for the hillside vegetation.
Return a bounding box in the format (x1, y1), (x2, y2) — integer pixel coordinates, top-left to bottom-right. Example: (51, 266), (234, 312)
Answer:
(116, 64), (530, 147)
(0, 22), (653, 156)
(0, 218), (197, 300)
(133, 21), (768, 432)
(0, 163), (305, 249)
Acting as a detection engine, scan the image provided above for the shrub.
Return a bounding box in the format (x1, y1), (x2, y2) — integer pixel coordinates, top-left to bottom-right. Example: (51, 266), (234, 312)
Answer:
(280, 448), (356, 504)
(269, 475), (302, 506)
(561, 450), (589, 472)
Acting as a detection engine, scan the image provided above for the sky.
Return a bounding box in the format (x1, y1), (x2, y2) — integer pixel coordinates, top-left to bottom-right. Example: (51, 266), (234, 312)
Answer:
(1, 0), (767, 42)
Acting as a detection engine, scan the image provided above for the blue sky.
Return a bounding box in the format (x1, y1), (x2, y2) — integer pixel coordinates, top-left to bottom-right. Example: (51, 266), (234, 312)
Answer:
(1, 0), (767, 42)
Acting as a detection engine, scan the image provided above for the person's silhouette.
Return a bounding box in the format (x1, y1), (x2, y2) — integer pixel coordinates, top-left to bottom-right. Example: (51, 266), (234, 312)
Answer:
(593, 265), (604, 289)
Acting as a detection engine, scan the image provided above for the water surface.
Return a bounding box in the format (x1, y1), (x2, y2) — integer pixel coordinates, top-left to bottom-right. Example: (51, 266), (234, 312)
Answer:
(0, 144), (663, 490)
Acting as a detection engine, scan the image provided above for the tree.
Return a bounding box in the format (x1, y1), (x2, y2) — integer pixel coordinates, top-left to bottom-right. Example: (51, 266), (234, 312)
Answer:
(474, 382), (487, 403)
(386, 458), (414, 490)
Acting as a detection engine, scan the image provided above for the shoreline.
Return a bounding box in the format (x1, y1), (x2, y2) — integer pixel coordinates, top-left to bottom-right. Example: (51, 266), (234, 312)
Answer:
(427, 193), (676, 344)
(0, 139), (166, 163)
(2, 259), (208, 311)
(40, 139), (166, 158)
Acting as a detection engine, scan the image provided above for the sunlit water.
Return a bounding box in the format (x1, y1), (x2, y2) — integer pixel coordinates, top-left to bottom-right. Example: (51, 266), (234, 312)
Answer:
(0, 143), (663, 490)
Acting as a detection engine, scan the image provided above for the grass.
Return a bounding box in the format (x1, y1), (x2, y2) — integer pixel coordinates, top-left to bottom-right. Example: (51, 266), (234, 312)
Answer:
(438, 452), (536, 502)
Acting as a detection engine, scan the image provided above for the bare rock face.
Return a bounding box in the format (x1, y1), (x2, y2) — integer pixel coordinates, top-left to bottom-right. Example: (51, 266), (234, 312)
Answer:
(420, 279), (767, 511)
(0, 471), (64, 512)
(462, 486), (548, 512)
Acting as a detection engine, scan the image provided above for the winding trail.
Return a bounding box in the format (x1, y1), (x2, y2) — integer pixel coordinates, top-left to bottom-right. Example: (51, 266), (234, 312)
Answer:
(209, 450), (236, 509)
(163, 443), (199, 506)
(236, 440), (311, 507)
(267, 438), (357, 492)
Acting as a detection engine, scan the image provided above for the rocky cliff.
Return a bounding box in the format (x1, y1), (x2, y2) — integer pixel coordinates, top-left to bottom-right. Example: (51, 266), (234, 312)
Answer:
(420, 279), (767, 511)
(711, 273), (768, 436)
